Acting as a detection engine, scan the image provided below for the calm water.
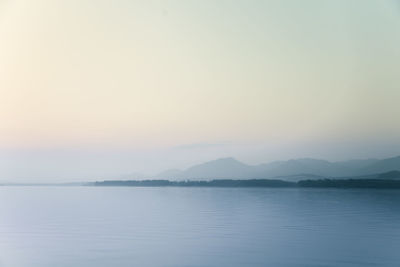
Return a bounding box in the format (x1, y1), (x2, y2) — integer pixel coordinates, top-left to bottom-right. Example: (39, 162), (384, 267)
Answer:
(0, 187), (399, 267)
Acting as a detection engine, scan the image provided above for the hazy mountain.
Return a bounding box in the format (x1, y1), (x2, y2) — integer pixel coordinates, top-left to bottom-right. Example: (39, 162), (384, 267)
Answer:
(376, 170), (400, 179)
(359, 156), (400, 175)
(155, 156), (400, 181)
(177, 157), (253, 180)
(253, 158), (338, 177)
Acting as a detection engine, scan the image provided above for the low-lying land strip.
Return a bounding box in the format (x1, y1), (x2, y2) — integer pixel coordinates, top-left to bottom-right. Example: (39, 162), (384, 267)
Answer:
(91, 178), (400, 189)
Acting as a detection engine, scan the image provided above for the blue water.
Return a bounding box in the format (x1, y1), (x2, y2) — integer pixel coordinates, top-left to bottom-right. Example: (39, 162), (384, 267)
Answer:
(0, 187), (399, 267)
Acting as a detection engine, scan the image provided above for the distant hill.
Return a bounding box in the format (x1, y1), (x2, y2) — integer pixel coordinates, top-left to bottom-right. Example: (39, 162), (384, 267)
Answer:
(359, 156), (400, 175)
(154, 156), (400, 181)
(377, 170), (400, 179)
(178, 157), (253, 179)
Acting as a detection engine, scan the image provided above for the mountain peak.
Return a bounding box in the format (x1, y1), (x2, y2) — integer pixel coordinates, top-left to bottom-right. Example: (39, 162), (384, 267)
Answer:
(153, 155), (400, 181)
(177, 157), (250, 180)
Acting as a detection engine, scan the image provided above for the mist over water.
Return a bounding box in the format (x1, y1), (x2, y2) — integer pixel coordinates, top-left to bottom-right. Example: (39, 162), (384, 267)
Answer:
(0, 186), (399, 267)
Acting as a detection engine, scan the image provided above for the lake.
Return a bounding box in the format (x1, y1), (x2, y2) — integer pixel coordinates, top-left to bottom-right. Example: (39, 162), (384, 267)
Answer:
(0, 186), (399, 267)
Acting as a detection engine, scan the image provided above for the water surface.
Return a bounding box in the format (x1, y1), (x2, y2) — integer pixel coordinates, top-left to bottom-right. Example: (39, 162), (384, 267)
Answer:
(0, 187), (399, 267)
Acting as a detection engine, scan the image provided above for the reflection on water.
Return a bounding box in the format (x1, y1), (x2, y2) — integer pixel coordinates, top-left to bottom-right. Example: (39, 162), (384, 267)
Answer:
(0, 187), (399, 267)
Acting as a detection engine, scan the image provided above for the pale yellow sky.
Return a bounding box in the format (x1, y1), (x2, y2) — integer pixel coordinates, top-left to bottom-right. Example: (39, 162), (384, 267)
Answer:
(0, 0), (399, 180)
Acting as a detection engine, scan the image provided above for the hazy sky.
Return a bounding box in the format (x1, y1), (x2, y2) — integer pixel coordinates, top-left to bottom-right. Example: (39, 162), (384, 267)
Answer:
(0, 0), (399, 181)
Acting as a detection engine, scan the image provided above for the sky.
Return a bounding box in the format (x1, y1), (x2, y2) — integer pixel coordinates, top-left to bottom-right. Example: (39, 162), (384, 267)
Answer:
(0, 0), (399, 181)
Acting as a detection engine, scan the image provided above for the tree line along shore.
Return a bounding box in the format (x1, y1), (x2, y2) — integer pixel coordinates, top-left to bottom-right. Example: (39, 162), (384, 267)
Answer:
(91, 178), (400, 189)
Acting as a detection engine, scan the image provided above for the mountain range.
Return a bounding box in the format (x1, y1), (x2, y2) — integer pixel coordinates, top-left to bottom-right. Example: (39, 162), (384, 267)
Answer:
(150, 155), (400, 181)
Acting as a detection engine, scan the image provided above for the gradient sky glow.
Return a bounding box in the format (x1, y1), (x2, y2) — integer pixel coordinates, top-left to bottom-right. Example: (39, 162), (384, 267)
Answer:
(0, 0), (399, 181)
